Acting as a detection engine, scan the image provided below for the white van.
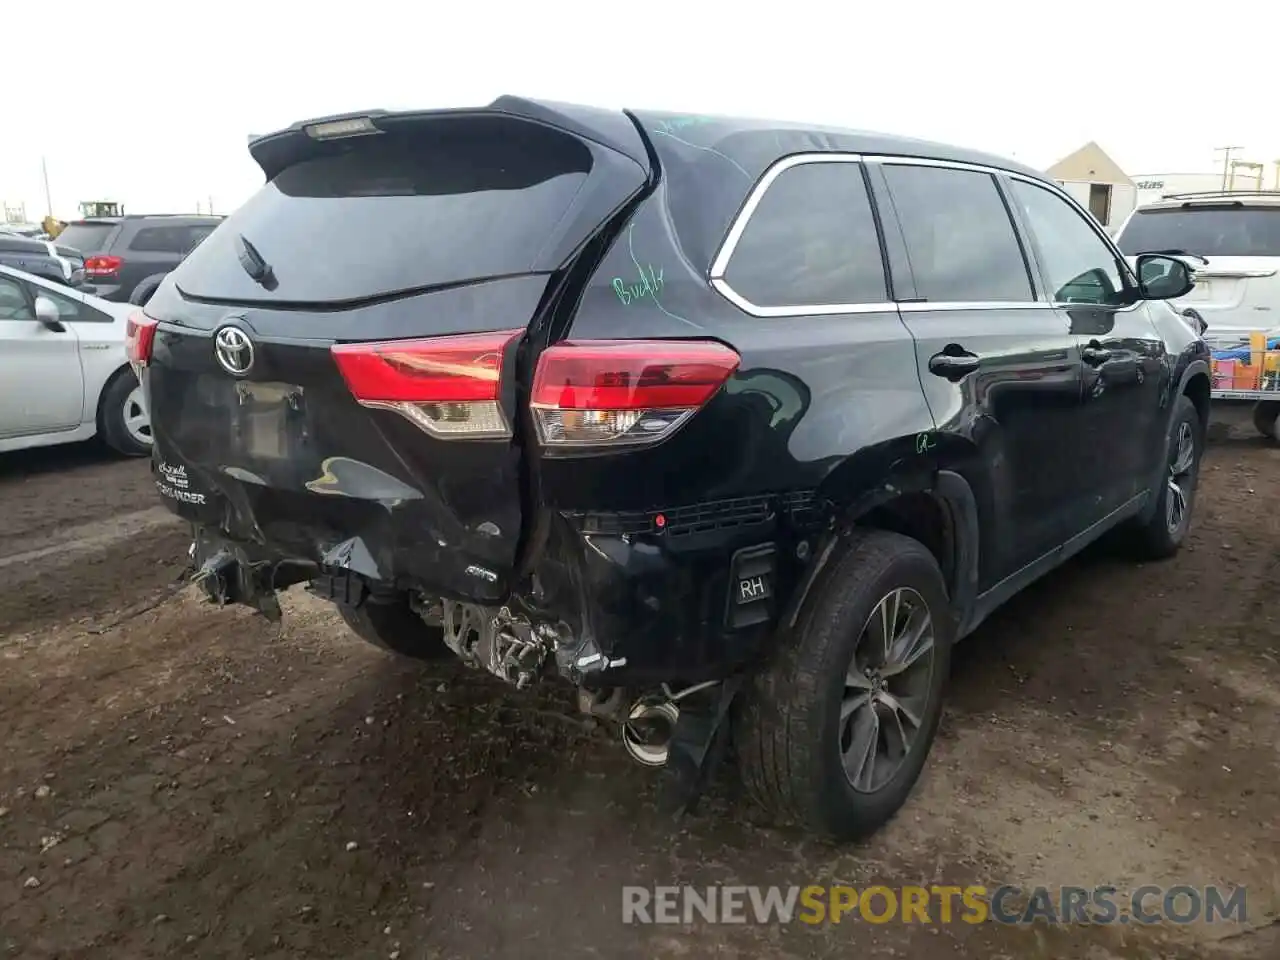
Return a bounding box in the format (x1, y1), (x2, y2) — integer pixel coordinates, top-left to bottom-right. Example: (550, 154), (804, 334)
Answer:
(1113, 191), (1280, 347)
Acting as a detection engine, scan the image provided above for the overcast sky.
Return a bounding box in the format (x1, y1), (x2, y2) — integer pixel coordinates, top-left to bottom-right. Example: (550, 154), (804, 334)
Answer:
(6, 0), (1276, 221)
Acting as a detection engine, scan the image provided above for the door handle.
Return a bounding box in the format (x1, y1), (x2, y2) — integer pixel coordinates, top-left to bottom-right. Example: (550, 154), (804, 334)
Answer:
(928, 351), (980, 381)
(1082, 346), (1113, 366)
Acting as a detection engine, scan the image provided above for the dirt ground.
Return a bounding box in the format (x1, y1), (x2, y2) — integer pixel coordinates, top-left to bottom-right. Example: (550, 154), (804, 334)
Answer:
(1, 408), (1278, 960)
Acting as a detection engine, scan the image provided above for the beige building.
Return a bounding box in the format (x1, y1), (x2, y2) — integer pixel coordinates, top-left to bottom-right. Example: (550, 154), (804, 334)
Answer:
(1046, 142), (1137, 231)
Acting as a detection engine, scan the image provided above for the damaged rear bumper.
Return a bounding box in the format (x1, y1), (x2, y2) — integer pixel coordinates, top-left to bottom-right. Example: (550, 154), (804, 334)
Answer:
(183, 494), (821, 690)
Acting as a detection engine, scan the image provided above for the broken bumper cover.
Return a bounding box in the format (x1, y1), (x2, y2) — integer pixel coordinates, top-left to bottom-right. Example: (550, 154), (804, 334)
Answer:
(166, 449), (811, 688)
(530, 513), (802, 687)
(184, 511), (799, 690)
(152, 452), (521, 606)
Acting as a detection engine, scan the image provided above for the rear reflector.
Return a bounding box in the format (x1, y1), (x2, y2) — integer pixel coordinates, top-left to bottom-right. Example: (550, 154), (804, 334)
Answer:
(331, 330), (523, 440)
(125, 311), (159, 369)
(85, 255), (123, 279)
(530, 339), (740, 448)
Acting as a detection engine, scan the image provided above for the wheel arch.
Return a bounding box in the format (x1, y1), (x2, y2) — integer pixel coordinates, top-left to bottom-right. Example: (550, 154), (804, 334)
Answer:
(95, 363), (140, 435)
(1178, 359), (1211, 430)
(782, 453), (982, 640)
(129, 272), (169, 306)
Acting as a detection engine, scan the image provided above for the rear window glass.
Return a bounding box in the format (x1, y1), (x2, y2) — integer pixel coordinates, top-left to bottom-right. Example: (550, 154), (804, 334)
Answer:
(174, 118), (595, 304)
(128, 225), (202, 254)
(1117, 206), (1280, 257)
(0, 237), (46, 254)
(723, 161), (887, 307)
(56, 223), (116, 254)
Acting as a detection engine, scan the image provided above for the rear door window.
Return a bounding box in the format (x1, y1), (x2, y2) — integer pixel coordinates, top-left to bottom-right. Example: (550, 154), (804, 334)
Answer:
(55, 223), (116, 254)
(174, 117), (597, 304)
(720, 160), (887, 308)
(0, 237), (47, 255)
(881, 165), (1034, 302)
(1116, 205), (1280, 257)
(128, 225), (200, 254)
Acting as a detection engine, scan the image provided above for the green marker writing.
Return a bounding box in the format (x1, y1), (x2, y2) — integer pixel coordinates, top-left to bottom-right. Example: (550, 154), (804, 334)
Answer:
(612, 264), (665, 306)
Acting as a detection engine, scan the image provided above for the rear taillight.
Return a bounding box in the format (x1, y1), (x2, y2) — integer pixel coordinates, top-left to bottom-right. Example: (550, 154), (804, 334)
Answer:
(84, 255), (123, 279)
(530, 340), (740, 448)
(125, 311), (159, 369)
(331, 330), (523, 439)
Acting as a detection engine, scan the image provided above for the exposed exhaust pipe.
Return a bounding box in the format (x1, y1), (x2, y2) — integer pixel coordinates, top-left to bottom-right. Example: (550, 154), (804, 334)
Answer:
(621, 698), (680, 767)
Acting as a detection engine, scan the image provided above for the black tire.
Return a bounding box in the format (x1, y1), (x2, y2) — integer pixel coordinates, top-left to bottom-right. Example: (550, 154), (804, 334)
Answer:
(335, 596), (450, 660)
(98, 369), (152, 457)
(129, 279), (160, 306)
(735, 529), (953, 841)
(1252, 400), (1280, 441)
(1123, 394), (1203, 560)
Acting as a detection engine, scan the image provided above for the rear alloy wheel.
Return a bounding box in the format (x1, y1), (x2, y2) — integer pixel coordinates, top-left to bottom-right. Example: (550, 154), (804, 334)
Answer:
(1124, 394), (1203, 559)
(1165, 420), (1196, 535)
(841, 587), (936, 794)
(99, 371), (153, 457)
(735, 529), (952, 841)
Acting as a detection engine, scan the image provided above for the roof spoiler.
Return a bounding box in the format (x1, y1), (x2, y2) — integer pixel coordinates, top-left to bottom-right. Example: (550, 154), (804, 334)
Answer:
(246, 97), (650, 180)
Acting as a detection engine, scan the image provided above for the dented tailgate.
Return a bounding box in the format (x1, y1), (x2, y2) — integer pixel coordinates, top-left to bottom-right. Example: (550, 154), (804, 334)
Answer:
(140, 104), (649, 604)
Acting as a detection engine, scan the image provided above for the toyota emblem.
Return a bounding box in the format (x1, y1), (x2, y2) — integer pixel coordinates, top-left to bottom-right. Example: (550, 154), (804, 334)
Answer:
(214, 326), (254, 376)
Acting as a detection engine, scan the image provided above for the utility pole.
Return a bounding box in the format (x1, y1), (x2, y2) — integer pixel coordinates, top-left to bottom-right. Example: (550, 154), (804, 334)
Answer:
(1214, 146), (1244, 189)
(208, 195), (215, 216)
(40, 156), (53, 217)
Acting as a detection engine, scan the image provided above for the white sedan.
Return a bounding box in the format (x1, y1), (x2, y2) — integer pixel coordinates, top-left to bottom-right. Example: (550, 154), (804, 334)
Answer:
(0, 264), (151, 456)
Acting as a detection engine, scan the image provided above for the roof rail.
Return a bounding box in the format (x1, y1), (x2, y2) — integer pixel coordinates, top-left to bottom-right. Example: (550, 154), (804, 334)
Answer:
(1158, 190), (1280, 200)
(118, 212), (221, 219)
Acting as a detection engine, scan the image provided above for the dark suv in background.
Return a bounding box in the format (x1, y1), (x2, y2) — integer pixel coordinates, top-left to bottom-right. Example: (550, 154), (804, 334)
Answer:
(132, 98), (1210, 841)
(56, 214), (221, 305)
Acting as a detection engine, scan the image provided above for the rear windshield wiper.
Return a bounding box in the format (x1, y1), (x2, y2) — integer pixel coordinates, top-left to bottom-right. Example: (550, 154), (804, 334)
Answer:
(235, 233), (277, 290)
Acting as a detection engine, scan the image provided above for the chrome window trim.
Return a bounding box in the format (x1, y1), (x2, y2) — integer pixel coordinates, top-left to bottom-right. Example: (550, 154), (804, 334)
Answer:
(709, 153), (865, 281)
(865, 155), (1048, 308)
(709, 150), (1142, 319)
(709, 277), (896, 317)
(996, 170), (1145, 314)
(709, 153), (901, 318)
(897, 301), (1057, 313)
(867, 155), (1146, 312)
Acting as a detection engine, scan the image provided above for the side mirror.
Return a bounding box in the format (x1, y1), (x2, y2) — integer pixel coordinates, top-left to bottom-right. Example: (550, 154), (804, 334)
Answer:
(1136, 254), (1195, 300)
(33, 296), (66, 332)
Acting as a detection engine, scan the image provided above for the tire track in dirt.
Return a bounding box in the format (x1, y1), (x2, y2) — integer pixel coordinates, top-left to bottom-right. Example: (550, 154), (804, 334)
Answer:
(0, 507), (178, 574)
(0, 453), (190, 639)
(2, 420), (1279, 959)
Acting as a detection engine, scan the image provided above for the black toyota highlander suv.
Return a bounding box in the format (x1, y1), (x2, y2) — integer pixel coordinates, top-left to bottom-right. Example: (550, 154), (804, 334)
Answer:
(130, 98), (1210, 840)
